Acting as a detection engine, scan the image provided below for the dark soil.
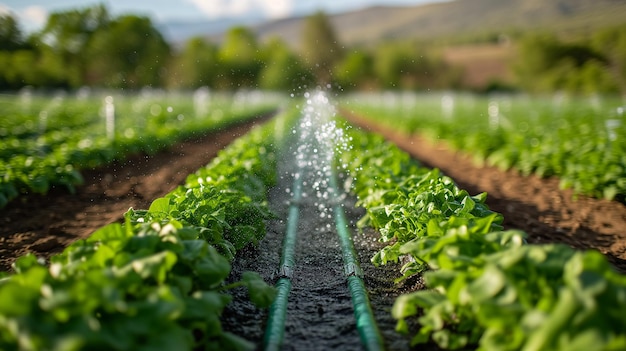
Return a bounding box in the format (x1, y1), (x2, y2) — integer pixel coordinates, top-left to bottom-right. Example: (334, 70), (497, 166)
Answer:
(222, 134), (419, 350)
(0, 118), (266, 271)
(2, 110), (625, 350)
(223, 138), (362, 350)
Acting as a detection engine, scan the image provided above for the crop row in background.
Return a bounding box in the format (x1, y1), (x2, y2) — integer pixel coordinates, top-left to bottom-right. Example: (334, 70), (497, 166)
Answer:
(1, 93), (624, 350)
(337, 118), (626, 350)
(0, 89), (286, 207)
(344, 92), (626, 202)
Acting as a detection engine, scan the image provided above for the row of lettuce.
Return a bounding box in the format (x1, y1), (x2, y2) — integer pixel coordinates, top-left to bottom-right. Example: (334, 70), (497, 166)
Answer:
(0, 91), (284, 208)
(3, 100), (624, 350)
(0, 106), (299, 351)
(337, 118), (626, 350)
(343, 92), (626, 202)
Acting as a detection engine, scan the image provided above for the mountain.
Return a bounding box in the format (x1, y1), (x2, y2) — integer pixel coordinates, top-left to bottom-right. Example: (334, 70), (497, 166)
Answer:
(156, 0), (625, 89)
(158, 0), (626, 48)
(251, 0), (626, 49)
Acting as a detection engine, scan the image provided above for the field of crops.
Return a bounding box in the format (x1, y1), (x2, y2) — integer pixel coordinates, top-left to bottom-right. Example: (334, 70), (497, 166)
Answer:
(1, 90), (625, 350)
(343, 92), (626, 202)
(0, 89), (283, 208)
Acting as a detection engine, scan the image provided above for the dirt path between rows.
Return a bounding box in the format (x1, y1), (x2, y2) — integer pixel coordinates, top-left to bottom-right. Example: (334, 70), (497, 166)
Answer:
(223, 137), (365, 350)
(341, 109), (626, 273)
(222, 126), (421, 350)
(0, 117), (267, 272)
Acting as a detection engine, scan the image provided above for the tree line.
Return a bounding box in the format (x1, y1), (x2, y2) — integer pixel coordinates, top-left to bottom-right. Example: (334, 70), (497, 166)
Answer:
(0, 4), (624, 94)
(514, 29), (626, 94)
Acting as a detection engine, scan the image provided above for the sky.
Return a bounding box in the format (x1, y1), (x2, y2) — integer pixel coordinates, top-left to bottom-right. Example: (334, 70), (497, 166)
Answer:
(0, 0), (444, 33)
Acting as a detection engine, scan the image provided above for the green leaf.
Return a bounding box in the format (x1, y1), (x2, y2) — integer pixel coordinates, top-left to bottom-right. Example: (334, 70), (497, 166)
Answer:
(433, 329), (469, 349)
(194, 246), (231, 288)
(392, 293), (419, 320)
(180, 240), (208, 262)
(466, 264), (506, 303)
(459, 195), (475, 214)
(183, 290), (231, 320)
(136, 324), (193, 351)
(176, 227), (199, 240)
(11, 253), (42, 273)
(87, 222), (128, 244)
(128, 251), (177, 283)
(0, 276), (40, 315)
(92, 243), (116, 267)
(559, 329), (605, 351)
(241, 271), (276, 308)
(218, 331), (255, 351)
(227, 225), (257, 250)
(148, 197), (173, 214)
(30, 175), (49, 194)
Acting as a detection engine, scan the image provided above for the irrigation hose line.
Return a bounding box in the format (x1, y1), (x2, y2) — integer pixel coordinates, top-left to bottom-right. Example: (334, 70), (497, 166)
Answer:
(264, 123), (383, 350)
(329, 171), (385, 351)
(263, 170), (303, 351)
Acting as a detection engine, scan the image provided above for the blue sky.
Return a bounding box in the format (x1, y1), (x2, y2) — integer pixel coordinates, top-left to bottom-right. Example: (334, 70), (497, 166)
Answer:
(1, 0), (444, 33)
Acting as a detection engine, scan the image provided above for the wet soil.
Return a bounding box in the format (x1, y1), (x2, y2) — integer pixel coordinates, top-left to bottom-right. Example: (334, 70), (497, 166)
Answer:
(223, 138), (361, 349)
(222, 134), (418, 350)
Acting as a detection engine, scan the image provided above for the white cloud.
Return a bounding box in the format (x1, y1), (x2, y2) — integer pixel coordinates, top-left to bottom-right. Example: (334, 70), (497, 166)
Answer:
(22, 6), (48, 25)
(262, 0), (293, 18)
(8, 5), (48, 32)
(0, 4), (47, 32)
(185, 0), (293, 19)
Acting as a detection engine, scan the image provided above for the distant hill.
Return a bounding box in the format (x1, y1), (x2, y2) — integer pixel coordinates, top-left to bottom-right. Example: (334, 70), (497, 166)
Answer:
(251, 0), (626, 49)
(157, 0), (625, 90)
(160, 0), (625, 47)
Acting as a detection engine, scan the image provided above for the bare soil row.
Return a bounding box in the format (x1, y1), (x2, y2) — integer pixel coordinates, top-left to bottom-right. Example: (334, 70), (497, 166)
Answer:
(0, 119), (265, 271)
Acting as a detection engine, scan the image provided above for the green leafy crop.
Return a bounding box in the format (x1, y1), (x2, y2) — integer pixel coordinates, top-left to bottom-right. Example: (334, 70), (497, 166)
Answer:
(338, 117), (626, 351)
(0, 107), (300, 350)
(0, 92), (283, 208)
(0, 218), (276, 351)
(344, 93), (626, 202)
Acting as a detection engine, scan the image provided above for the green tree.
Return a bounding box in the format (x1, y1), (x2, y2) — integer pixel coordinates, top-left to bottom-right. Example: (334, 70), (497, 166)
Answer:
(33, 5), (110, 87)
(514, 34), (559, 91)
(8, 50), (40, 86)
(85, 15), (170, 88)
(0, 14), (23, 51)
(259, 38), (312, 91)
(217, 27), (262, 89)
(514, 33), (609, 93)
(0, 52), (10, 88)
(168, 37), (219, 89)
(579, 60), (619, 93)
(0, 14), (25, 88)
(333, 49), (374, 91)
(592, 25), (626, 93)
(373, 41), (448, 90)
(300, 11), (343, 85)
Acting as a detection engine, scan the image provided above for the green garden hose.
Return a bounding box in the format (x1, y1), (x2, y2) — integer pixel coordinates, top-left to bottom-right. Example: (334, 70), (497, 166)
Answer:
(264, 107), (383, 350)
(263, 169), (303, 351)
(329, 170), (385, 351)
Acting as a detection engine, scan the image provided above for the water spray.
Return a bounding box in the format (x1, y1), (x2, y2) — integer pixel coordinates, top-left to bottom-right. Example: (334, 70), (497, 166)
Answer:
(264, 90), (383, 350)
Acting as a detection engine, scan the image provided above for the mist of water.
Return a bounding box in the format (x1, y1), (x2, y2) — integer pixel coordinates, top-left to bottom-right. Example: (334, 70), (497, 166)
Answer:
(289, 90), (353, 228)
